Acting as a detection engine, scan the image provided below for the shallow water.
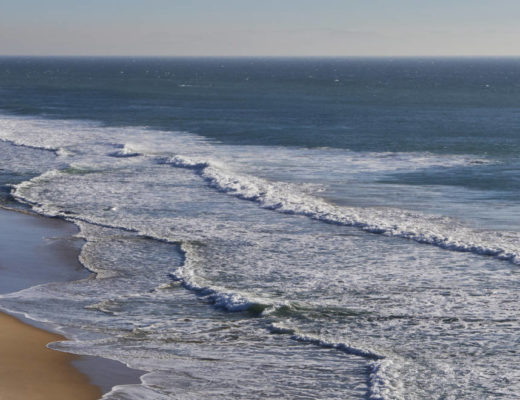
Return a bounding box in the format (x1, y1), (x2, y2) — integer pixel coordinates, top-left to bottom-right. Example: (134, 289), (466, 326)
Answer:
(0, 208), (86, 294)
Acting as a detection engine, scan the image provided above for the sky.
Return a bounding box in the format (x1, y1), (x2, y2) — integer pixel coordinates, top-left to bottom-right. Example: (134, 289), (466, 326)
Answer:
(1, 0), (519, 57)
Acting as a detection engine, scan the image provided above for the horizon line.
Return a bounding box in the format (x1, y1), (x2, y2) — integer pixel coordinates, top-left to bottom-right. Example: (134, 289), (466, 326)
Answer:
(1, 54), (520, 59)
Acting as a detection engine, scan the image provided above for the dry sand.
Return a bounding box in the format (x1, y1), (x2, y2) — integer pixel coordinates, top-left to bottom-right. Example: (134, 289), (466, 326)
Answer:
(0, 312), (102, 400)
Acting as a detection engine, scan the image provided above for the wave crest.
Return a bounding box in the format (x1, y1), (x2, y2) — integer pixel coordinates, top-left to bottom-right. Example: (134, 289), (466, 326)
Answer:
(164, 155), (520, 265)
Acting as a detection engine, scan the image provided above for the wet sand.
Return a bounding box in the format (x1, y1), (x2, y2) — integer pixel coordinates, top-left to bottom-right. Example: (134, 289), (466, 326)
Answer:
(0, 207), (143, 399)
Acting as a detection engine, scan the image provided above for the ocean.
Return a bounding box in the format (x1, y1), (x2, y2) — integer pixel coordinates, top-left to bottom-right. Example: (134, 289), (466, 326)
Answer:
(0, 57), (519, 399)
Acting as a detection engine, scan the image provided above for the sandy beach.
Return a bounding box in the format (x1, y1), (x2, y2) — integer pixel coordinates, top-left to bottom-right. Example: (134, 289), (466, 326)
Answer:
(0, 207), (143, 399)
(0, 311), (102, 400)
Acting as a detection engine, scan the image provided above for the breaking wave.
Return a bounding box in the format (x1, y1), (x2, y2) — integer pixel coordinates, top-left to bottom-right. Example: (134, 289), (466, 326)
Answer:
(164, 155), (520, 265)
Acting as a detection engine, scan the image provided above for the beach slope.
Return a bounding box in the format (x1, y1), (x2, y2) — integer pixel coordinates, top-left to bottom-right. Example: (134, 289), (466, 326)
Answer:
(0, 311), (102, 400)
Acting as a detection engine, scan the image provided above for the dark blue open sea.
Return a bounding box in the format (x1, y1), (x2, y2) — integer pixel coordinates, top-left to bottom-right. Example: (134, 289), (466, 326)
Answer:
(0, 57), (519, 399)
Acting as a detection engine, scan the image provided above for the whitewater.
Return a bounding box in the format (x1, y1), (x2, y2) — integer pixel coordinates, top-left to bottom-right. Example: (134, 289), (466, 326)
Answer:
(0, 112), (519, 399)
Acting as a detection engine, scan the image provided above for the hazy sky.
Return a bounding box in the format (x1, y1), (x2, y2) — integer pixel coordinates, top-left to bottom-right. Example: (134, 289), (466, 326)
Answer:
(1, 0), (519, 56)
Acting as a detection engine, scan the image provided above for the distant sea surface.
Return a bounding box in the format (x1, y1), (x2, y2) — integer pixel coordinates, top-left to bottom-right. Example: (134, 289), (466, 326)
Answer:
(0, 57), (519, 399)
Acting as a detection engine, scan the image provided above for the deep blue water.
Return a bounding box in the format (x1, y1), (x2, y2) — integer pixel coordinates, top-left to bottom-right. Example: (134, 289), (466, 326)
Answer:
(1, 57), (519, 152)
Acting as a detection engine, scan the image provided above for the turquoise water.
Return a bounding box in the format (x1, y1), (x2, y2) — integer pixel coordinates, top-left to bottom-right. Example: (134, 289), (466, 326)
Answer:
(0, 57), (519, 399)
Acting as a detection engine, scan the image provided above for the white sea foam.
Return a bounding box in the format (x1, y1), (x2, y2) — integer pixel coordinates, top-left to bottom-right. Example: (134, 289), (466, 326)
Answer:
(164, 155), (520, 265)
(368, 359), (404, 400)
(108, 143), (143, 158)
(269, 322), (403, 400)
(171, 242), (274, 313)
(269, 322), (383, 360)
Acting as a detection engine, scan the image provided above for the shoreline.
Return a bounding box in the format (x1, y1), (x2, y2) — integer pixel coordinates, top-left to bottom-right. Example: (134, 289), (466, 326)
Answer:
(0, 311), (102, 400)
(0, 206), (143, 399)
